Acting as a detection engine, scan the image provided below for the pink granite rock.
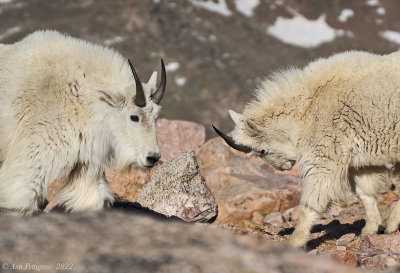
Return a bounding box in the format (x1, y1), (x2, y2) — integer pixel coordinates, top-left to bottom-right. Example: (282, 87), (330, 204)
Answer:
(157, 118), (206, 161)
(136, 151), (217, 222)
(357, 234), (400, 269)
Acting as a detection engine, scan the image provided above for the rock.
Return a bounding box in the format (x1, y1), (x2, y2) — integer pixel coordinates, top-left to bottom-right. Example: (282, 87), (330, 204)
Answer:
(136, 151), (217, 222)
(328, 251), (358, 266)
(197, 138), (301, 225)
(156, 119), (206, 161)
(336, 233), (356, 246)
(357, 234), (400, 269)
(263, 212), (284, 227)
(0, 211), (362, 273)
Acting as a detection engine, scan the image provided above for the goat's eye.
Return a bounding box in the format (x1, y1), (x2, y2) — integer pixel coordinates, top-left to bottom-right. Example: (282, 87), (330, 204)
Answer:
(260, 149), (266, 155)
(130, 115), (139, 122)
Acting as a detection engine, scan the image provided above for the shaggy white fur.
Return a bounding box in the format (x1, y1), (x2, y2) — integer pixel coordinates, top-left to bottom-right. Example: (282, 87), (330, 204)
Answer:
(227, 50), (400, 247)
(0, 30), (163, 214)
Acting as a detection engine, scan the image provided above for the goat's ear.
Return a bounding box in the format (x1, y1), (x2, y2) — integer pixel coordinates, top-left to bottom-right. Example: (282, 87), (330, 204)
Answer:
(229, 109), (244, 124)
(245, 119), (262, 137)
(147, 71), (158, 95)
(94, 87), (125, 108)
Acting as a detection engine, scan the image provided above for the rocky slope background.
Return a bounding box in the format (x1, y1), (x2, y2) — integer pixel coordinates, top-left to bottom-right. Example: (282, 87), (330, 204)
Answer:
(1, 0), (400, 136)
(1, 0), (400, 272)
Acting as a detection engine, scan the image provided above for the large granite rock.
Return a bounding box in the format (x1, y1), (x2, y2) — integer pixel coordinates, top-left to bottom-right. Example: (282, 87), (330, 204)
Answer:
(357, 233), (400, 270)
(197, 138), (301, 225)
(136, 151), (217, 223)
(0, 211), (361, 273)
(156, 119), (206, 161)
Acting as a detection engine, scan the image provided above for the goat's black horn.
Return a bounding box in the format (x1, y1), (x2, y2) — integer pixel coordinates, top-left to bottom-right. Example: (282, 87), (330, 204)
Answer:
(151, 59), (166, 105)
(128, 59), (146, 108)
(212, 125), (252, 153)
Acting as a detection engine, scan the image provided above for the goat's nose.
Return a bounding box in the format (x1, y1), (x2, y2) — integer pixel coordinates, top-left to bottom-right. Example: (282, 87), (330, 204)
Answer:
(146, 153), (161, 166)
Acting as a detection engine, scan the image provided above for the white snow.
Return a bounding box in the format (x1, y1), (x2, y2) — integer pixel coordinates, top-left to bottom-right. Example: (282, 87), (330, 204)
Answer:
(103, 36), (124, 46)
(234, 0), (260, 17)
(267, 13), (339, 48)
(338, 9), (354, 23)
(376, 7), (385, 15)
(189, 0), (232, 17)
(209, 34), (217, 41)
(366, 0), (379, 6)
(0, 26), (21, 41)
(174, 76), (186, 87)
(380, 30), (400, 45)
(165, 62), (180, 72)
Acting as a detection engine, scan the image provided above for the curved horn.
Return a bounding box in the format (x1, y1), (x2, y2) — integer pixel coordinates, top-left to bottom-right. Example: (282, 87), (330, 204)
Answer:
(212, 125), (252, 153)
(128, 59), (146, 108)
(151, 59), (167, 104)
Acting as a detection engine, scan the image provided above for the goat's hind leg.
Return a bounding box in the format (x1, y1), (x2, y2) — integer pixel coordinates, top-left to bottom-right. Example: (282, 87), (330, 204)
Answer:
(352, 167), (390, 234)
(0, 160), (44, 216)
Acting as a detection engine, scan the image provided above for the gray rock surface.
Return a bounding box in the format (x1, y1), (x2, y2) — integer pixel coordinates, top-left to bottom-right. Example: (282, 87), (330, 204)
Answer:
(0, 211), (361, 273)
(136, 151), (217, 223)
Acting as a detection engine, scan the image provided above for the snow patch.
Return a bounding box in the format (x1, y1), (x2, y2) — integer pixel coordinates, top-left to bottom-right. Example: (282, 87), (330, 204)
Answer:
(376, 7), (385, 15)
(366, 0), (379, 6)
(189, 0), (232, 17)
(165, 62), (180, 72)
(103, 36), (124, 46)
(380, 30), (400, 45)
(0, 0), (13, 3)
(234, 0), (260, 17)
(338, 9), (354, 23)
(174, 76), (186, 87)
(267, 13), (341, 48)
(0, 26), (21, 41)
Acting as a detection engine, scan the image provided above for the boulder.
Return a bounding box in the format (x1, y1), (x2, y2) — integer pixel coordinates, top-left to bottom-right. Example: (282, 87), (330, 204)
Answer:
(197, 138), (301, 225)
(328, 250), (358, 266)
(136, 151), (217, 223)
(0, 211), (362, 273)
(156, 118), (206, 161)
(357, 233), (400, 269)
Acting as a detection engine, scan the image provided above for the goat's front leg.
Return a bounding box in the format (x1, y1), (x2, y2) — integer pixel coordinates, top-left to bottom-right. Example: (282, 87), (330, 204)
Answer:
(287, 206), (320, 247)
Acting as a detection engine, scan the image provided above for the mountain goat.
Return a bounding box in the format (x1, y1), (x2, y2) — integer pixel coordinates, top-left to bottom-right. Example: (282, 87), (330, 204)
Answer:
(0, 30), (167, 215)
(213, 50), (400, 247)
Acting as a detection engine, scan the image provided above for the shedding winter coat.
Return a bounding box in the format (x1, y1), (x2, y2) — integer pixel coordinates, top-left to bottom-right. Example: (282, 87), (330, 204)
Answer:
(0, 30), (165, 215)
(215, 50), (400, 247)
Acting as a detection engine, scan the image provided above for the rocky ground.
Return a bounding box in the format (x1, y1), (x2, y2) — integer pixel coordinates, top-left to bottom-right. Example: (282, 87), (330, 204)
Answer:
(40, 120), (400, 272)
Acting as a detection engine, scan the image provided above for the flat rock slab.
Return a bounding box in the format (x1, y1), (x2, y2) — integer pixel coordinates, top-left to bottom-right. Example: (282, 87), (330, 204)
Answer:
(136, 151), (217, 223)
(0, 211), (361, 273)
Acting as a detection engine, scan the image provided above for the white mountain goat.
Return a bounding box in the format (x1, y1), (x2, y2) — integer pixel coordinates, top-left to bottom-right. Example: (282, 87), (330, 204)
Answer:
(0, 30), (167, 215)
(213, 50), (400, 247)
